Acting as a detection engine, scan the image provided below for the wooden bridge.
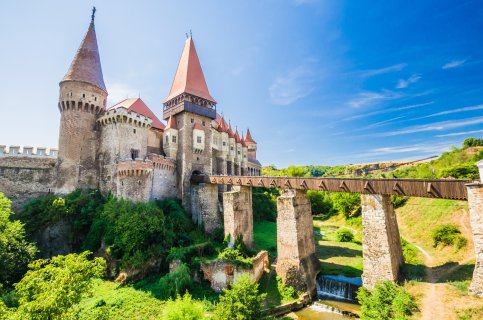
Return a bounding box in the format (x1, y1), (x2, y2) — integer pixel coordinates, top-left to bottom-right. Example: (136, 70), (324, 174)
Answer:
(191, 174), (472, 200)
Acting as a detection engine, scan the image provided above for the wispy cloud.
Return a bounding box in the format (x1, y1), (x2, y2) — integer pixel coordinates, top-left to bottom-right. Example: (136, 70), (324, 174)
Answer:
(442, 59), (466, 69)
(269, 62), (317, 105)
(342, 101), (434, 121)
(380, 116), (483, 136)
(412, 104), (483, 120)
(360, 116), (406, 130)
(347, 90), (403, 108)
(353, 141), (454, 160)
(358, 63), (406, 77)
(106, 82), (140, 107)
(436, 129), (483, 137)
(396, 74), (421, 89)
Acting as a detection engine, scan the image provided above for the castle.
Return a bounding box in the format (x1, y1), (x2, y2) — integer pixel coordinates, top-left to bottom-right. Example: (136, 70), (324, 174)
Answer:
(0, 12), (261, 213)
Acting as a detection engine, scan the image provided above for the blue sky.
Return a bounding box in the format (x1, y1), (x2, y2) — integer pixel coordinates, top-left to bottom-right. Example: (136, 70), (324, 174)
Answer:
(1, 0), (483, 167)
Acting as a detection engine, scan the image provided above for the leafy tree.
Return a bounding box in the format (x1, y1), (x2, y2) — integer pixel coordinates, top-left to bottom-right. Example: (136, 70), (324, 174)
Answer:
(439, 163), (479, 179)
(0, 192), (37, 286)
(162, 293), (205, 320)
(357, 281), (417, 320)
(13, 251), (105, 319)
(286, 165), (308, 177)
(463, 137), (483, 148)
(331, 192), (361, 218)
(307, 190), (334, 215)
(252, 188), (279, 221)
(213, 274), (266, 320)
(158, 264), (193, 299)
(335, 228), (354, 242)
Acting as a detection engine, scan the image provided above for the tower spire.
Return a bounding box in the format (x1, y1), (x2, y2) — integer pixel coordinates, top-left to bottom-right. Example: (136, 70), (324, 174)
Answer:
(61, 8), (106, 92)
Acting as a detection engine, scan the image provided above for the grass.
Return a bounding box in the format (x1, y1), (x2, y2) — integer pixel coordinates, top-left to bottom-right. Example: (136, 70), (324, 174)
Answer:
(73, 279), (164, 320)
(254, 220), (277, 257)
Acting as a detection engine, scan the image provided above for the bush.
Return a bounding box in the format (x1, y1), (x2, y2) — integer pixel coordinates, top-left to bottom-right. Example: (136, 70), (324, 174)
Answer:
(213, 274), (266, 320)
(217, 248), (253, 268)
(357, 281), (417, 320)
(158, 264), (192, 299)
(252, 188), (279, 221)
(162, 293), (205, 320)
(276, 276), (297, 302)
(331, 193), (361, 219)
(390, 195), (408, 208)
(335, 228), (354, 242)
(431, 224), (467, 249)
(307, 190), (334, 215)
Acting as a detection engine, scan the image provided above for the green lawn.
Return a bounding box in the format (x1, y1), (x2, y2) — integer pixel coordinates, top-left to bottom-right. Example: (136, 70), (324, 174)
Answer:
(254, 220), (277, 257)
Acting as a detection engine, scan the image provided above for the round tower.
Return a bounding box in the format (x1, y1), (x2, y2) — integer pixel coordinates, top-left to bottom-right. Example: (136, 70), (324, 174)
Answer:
(56, 9), (108, 193)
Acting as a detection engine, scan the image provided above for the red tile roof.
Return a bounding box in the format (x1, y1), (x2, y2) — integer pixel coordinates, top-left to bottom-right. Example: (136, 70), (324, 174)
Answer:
(234, 129), (241, 143)
(245, 128), (256, 144)
(164, 37), (216, 104)
(227, 123), (235, 138)
(217, 117), (228, 133)
(166, 115), (176, 129)
(241, 133), (247, 147)
(62, 21), (106, 92)
(110, 98), (165, 130)
(193, 122), (204, 131)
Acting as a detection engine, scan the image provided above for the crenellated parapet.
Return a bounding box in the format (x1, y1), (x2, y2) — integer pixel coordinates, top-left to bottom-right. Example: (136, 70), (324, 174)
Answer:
(0, 145), (58, 158)
(147, 154), (176, 172)
(117, 159), (153, 177)
(97, 107), (152, 128)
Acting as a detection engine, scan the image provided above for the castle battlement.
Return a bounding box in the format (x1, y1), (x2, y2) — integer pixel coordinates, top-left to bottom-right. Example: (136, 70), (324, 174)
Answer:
(117, 159), (154, 177)
(97, 107), (152, 128)
(147, 154), (177, 172)
(0, 145), (58, 158)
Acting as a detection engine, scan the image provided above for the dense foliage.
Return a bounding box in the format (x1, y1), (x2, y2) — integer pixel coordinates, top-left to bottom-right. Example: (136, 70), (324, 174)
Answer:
(335, 228), (355, 242)
(213, 274), (266, 320)
(252, 188), (279, 221)
(0, 193), (37, 287)
(2, 252), (105, 320)
(357, 281), (417, 320)
(162, 293), (205, 320)
(276, 276), (297, 302)
(157, 264), (193, 299)
(431, 224), (467, 249)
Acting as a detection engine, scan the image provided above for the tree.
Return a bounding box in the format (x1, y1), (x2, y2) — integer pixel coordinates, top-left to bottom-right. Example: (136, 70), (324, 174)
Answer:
(331, 192), (361, 218)
(463, 137), (483, 148)
(357, 281), (417, 320)
(307, 190), (334, 215)
(0, 192), (37, 286)
(213, 274), (266, 320)
(13, 251), (105, 319)
(162, 293), (205, 320)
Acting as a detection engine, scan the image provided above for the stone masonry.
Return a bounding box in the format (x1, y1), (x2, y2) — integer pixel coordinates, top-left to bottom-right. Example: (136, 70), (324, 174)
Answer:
(223, 186), (253, 247)
(276, 189), (319, 295)
(467, 183), (483, 297)
(191, 183), (220, 234)
(361, 194), (403, 288)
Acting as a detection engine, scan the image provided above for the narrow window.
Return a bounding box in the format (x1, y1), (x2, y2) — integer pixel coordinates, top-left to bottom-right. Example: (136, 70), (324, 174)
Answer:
(191, 118), (194, 123)
(202, 120), (206, 126)
(131, 149), (139, 160)
(94, 97), (97, 101)
(172, 136), (177, 143)
(166, 136), (169, 143)
(133, 129), (136, 134)
(223, 141), (226, 146)
(197, 136), (202, 143)
(82, 93), (85, 98)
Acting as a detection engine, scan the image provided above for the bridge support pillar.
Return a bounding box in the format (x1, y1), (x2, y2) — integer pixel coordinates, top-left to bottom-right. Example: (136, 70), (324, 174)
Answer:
(191, 183), (220, 235)
(223, 186), (253, 247)
(361, 194), (403, 288)
(467, 183), (483, 297)
(276, 189), (319, 295)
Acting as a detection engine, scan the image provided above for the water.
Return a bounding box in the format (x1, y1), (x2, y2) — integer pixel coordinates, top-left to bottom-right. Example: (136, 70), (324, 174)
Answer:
(316, 275), (362, 302)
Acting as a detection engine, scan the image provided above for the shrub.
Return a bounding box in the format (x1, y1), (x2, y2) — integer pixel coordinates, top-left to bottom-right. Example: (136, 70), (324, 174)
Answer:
(335, 228), (354, 242)
(390, 195), (408, 208)
(331, 192), (361, 219)
(213, 274), (266, 320)
(276, 276), (297, 302)
(357, 281), (417, 320)
(158, 264), (192, 299)
(252, 188), (279, 221)
(431, 224), (467, 249)
(217, 248), (253, 268)
(307, 190), (335, 215)
(162, 293), (205, 320)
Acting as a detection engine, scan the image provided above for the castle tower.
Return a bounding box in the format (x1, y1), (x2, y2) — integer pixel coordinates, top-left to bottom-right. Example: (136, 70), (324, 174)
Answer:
(56, 9), (108, 193)
(163, 36), (217, 210)
(245, 128), (257, 161)
(163, 115), (179, 159)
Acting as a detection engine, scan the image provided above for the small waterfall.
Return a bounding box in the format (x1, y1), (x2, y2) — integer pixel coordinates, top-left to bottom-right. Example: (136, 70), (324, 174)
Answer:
(316, 275), (361, 302)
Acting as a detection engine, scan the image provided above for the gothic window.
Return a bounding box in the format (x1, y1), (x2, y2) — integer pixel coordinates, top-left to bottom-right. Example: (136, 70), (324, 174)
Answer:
(172, 136), (177, 143)
(197, 136), (202, 143)
(131, 149), (139, 160)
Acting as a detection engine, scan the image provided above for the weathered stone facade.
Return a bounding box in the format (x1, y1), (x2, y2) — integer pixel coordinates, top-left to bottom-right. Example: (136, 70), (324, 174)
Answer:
(467, 183), (483, 297)
(191, 183), (220, 234)
(201, 250), (269, 292)
(276, 189), (319, 295)
(223, 186), (254, 247)
(361, 194), (403, 288)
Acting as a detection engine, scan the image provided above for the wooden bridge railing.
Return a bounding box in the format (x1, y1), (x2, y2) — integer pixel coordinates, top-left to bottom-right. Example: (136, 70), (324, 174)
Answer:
(191, 175), (473, 200)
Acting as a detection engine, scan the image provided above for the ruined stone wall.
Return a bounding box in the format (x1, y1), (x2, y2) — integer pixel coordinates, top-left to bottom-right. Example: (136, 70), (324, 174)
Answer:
(223, 186), (253, 247)
(175, 112), (213, 212)
(361, 194), (403, 288)
(467, 183), (483, 297)
(191, 183), (220, 234)
(276, 189), (319, 294)
(0, 156), (56, 211)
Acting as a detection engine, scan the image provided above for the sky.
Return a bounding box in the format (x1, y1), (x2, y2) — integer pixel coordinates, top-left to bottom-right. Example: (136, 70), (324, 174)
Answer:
(1, 0), (483, 167)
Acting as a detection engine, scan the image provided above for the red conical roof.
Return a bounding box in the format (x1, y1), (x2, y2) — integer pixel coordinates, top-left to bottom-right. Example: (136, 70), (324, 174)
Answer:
(166, 115), (177, 129)
(164, 37), (216, 104)
(234, 129), (241, 143)
(62, 20), (106, 92)
(110, 98), (165, 130)
(227, 122), (235, 138)
(241, 133), (247, 147)
(245, 128), (256, 144)
(217, 117), (227, 133)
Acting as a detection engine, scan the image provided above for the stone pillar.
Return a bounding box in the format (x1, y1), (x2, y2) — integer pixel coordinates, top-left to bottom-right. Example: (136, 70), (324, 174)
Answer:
(467, 181), (483, 297)
(361, 194), (403, 288)
(223, 186), (253, 247)
(191, 183), (220, 234)
(276, 189), (319, 295)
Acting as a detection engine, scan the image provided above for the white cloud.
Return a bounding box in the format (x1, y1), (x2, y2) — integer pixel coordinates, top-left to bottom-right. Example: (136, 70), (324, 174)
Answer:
(347, 90), (402, 108)
(412, 104), (483, 120)
(354, 141), (453, 160)
(342, 101), (434, 121)
(396, 74), (421, 89)
(436, 129), (483, 137)
(269, 63), (316, 105)
(381, 116), (483, 136)
(442, 59), (466, 69)
(358, 63), (406, 77)
(106, 82), (139, 107)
